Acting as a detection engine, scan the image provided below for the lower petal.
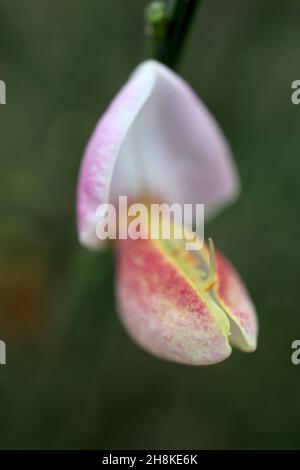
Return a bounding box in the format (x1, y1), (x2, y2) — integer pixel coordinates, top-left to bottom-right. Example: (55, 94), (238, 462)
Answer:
(116, 237), (232, 365)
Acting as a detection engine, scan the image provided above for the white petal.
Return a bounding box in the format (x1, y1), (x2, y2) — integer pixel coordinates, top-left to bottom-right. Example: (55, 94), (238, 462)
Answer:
(77, 60), (239, 249)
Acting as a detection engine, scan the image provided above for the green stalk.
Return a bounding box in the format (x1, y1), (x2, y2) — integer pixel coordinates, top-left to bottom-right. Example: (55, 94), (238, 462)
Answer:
(145, 0), (203, 69)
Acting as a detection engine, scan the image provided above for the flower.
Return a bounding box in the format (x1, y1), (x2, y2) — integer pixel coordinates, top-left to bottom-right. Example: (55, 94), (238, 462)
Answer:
(76, 60), (258, 365)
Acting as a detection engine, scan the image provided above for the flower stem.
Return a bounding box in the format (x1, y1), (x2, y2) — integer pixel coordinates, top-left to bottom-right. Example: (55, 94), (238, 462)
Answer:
(145, 0), (203, 69)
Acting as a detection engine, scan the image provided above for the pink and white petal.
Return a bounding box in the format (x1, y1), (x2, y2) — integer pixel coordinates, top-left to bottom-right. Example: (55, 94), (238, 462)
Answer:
(112, 61), (239, 224)
(76, 66), (157, 248)
(216, 251), (258, 352)
(77, 60), (239, 249)
(116, 237), (232, 365)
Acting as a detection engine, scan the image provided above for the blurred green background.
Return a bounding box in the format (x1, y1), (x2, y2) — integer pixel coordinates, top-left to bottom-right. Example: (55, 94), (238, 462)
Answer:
(0, 0), (299, 449)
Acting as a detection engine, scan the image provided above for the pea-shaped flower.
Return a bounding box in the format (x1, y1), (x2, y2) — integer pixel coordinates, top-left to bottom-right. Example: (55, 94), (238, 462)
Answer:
(77, 60), (258, 365)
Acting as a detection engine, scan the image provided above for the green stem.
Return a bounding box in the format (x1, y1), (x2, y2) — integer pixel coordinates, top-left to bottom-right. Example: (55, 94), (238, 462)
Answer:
(145, 0), (203, 69)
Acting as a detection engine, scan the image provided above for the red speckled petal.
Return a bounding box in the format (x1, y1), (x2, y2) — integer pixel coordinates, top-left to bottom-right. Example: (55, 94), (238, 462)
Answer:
(116, 237), (232, 365)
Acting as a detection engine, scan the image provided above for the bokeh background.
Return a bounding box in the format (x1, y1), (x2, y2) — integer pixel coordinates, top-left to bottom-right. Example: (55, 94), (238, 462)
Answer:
(0, 0), (299, 449)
